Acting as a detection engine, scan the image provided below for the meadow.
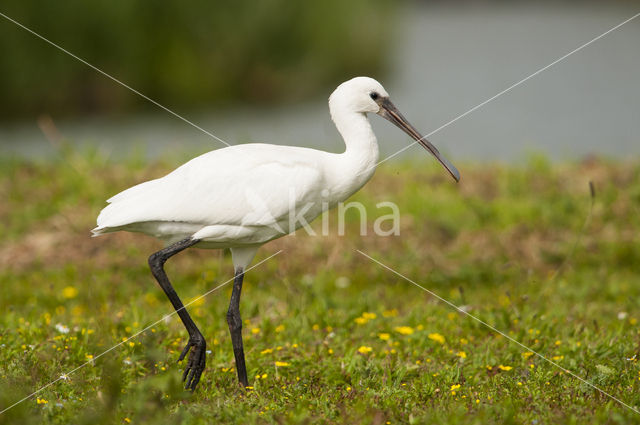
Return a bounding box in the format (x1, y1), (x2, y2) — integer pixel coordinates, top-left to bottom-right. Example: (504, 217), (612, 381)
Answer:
(1, 149), (639, 424)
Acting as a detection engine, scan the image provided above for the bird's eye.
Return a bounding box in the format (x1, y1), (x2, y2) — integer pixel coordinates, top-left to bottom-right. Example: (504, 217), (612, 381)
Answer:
(370, 92), (379, 100)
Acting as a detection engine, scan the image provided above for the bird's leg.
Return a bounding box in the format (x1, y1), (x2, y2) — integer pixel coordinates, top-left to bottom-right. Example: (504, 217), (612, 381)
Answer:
(148, 237), (206, 391)
(227, 268), (249, 387)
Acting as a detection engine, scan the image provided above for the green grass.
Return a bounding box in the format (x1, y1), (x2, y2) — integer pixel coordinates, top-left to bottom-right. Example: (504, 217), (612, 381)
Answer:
(1, 150), (640, 424)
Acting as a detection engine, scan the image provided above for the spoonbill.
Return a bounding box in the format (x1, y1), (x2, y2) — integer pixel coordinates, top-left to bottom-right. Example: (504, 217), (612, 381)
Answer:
(93, 76), (459, 390)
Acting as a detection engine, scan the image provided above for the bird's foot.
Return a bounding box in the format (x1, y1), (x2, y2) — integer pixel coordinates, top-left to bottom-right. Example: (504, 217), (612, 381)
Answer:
(178, 336), (206, 390)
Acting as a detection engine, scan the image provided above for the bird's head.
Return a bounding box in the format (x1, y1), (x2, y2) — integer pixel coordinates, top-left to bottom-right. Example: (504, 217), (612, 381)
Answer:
(329, 76), (389, 114)
(329, 76), (460, 182)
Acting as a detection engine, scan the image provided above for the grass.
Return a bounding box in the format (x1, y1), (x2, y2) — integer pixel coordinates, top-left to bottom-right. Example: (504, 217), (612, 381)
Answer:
(1, 149), (640, 424)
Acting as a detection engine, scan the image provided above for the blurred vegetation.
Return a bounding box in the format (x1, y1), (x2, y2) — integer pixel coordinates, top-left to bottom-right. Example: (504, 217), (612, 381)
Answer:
(1, 150), (640, 423)
(0, 0), (394, 120)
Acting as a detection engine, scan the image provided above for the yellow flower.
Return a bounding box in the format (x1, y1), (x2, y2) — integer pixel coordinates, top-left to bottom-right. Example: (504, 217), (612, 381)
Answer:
(312, 324), (320, 331)
(62, 286), (78, 299)
(275, 324), (285, 333)
(36, 398), (48, 405)
(188, 296), (205, 307)
(394, 326), (414, 335)
(552, 355), (564, 361)
(450, 383), (461, 395)
(362, 312), (377, 320)
(251, 327), (261, 334)
(428, 333), (445, 344)
(260, 348), (273, 355)
(86, 354), (94, 360)
(261, 373), (268, 379)
(555, 340), (562, 346)
(456, 351), (467, 359)
(275, 361), (290, 367)
(124, 419), (131, 424)
(378, 333), (391, 341)
(354, 317), (368, 325)
(382, 309), (398, 317)
(498, 365), (512, 371)
(522, 351), (534, 358)
(459, 338), (468, 345)
(357, 346), (373, 354)
(328, 348), (334, 354)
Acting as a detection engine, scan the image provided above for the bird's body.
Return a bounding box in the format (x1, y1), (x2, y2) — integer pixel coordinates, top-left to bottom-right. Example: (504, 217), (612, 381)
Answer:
(93, 77), (459, 390)
(94, 140), (377, 257)
(94, 84), (382, 267)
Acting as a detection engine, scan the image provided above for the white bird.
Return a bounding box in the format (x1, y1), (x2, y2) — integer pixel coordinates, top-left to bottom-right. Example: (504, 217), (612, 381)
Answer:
(93, 76), (459, 390)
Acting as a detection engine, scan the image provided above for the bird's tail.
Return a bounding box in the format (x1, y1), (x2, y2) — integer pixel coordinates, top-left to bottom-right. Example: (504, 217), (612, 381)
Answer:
(91, 226), (110, 237)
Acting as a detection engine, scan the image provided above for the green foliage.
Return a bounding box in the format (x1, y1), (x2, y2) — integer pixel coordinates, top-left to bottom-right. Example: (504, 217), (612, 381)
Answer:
(1, 151), (640, 424)
(0, 0), (394, 120)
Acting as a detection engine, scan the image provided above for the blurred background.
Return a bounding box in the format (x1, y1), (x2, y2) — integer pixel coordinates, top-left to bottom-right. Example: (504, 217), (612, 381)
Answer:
(0, 0), (639, 161)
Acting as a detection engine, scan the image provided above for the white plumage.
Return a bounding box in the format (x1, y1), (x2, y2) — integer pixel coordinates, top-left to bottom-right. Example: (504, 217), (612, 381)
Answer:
(95, 144), (339, 244)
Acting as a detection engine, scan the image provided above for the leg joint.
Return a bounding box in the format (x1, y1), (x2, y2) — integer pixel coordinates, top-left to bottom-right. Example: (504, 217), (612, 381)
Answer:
(148, 251), (166, 269)
(191, 332), (206, 346)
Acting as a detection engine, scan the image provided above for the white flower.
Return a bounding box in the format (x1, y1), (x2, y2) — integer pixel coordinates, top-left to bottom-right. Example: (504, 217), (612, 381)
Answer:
(55, 323), (69, 334)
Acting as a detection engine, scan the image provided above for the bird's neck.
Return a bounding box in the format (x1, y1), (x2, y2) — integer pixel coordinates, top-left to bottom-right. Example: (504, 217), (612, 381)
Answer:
(329, 109), (380, 197)
(333, 110), (379, 173)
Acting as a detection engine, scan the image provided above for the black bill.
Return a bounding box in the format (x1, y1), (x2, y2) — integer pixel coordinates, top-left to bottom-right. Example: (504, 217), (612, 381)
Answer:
(377, 98), (460, 182)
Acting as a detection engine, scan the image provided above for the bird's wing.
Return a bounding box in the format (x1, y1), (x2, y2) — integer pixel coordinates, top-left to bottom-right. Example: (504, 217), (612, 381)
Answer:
(96, 144), (328, 230)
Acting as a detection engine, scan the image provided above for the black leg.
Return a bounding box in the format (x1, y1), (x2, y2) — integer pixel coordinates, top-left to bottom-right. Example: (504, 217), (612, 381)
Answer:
(148, 237), (206, 390)
(227, 268), (249, 387)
